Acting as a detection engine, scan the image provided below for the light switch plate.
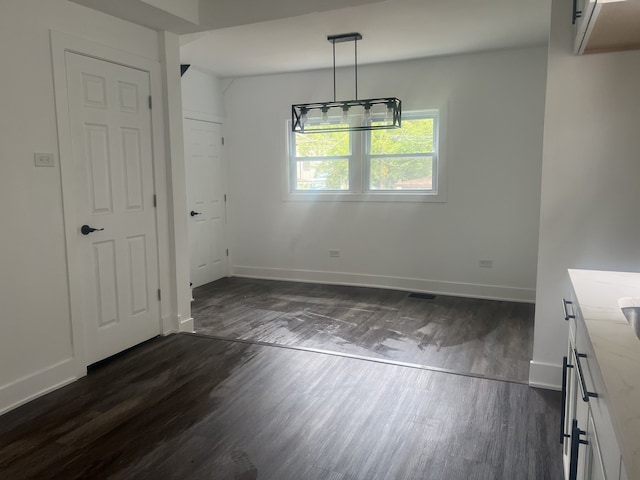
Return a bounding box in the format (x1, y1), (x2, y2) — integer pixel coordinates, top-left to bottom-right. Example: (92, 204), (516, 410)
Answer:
(34, 152), (55, 167)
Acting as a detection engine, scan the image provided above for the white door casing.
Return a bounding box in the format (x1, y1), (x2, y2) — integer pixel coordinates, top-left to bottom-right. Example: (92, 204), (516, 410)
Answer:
(184, 119), (227, 287)
(65, 52), (160, 365)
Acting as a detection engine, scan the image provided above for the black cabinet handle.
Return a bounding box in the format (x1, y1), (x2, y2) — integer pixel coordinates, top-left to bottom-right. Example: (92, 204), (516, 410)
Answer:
(563, 298), (575, 321)
(190, 210), (202, 217)
(573, 348), (598, 402)
(568, 419), (588, 480)
(572, 0), (582, 25)
(81, 225), (104, 235)
(560, 356), (573, 444)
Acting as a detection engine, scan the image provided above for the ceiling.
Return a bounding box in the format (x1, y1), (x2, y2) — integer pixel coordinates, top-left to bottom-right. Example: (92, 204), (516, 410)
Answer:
(70, 0), (551, 78)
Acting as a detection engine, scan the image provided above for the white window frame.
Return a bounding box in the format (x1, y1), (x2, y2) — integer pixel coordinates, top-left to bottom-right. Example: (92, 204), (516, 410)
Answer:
(284, 107), (446, 203)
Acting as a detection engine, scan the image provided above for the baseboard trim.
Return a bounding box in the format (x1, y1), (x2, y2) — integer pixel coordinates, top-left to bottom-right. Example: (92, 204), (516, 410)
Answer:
(179, 315), (194, 333)
(161, 313), (175, 335)
(528, 360), (562, 391)
(231, 266), (536, 303)
(0, 358), (79, 416)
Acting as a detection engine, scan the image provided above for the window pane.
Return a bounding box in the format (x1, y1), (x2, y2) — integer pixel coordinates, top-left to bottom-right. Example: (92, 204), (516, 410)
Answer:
(295, 127), (350, 157)
(369, 157), (433, 191)
(370, 118), (434, 155)
(295, 159), (349, 190)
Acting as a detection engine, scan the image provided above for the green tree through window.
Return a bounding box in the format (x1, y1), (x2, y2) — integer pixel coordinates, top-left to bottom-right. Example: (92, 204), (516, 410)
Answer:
(368, 117), (435, 191)
(292, 124), (350, 190)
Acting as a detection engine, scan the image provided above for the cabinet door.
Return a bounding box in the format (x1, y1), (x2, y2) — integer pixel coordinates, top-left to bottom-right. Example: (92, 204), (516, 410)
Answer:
(574, 0), (600, 53)
(584, 413), (606, 480)
(564, 351), (592, 479)
(620, 464), (629, 480)
(573, 296), (622, 480)
(568, 348), (590, 480)
(575, 394), (590, 479)
(563, 350), (577, 477)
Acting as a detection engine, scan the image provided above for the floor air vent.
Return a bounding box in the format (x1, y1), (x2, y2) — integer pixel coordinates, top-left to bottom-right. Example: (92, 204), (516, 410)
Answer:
(408, 293), (437, 300)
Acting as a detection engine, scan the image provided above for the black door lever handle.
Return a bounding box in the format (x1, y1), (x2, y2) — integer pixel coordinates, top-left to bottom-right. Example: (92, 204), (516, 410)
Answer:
(81, 225), (104, 235)
(190, 210), (202, 217)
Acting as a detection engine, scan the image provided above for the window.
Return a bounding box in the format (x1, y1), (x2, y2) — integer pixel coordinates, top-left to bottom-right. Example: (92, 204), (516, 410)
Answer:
(289, 123), (352, 191)
(287, 110), (444, 202)
(367, 113), (437, 192)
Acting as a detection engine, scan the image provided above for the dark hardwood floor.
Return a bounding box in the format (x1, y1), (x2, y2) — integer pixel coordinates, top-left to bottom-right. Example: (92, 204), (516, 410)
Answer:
(0, 334), (563, 480)
(192, 278), (534, 383)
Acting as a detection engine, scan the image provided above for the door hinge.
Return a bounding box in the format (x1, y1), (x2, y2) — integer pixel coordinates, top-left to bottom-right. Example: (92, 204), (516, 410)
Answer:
(157, 289), (161, 301)
(148, 96), (152, 110)
(221, 137), (225, 146)
(226, 249), (229, 256)
(153, 194), (157, 207)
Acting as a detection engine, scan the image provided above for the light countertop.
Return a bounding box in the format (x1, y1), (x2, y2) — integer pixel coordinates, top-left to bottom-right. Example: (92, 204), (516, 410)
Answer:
(568, 269), (640, 480)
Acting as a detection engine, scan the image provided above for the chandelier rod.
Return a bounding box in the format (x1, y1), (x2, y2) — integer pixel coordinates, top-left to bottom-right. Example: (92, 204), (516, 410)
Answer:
(328, 33), (363, 103)
(354, 35), (358, 101)
(332, 38), (336, 102)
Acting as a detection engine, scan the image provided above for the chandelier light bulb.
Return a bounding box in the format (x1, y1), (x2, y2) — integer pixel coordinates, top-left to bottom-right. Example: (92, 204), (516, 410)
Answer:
(342, 105), (350, 123)
(321, 106), (329, 124)
(385, 106), (393, 120)
(363, 104), (371, 121)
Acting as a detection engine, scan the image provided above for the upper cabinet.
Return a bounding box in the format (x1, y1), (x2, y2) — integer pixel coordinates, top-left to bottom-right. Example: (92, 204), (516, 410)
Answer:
(574, 0), (640, 54)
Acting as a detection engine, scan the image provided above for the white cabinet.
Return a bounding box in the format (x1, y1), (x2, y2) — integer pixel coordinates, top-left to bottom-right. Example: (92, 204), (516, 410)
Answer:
(620, 465), (629, 480)
(572, 0), (640, 55)
(584, 413), (606, 480)
(561, 295), (623, 480)
(573, 0), (599, 53)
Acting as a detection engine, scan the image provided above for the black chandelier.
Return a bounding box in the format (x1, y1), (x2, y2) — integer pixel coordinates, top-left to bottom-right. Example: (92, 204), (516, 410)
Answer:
(292, 32), (401, 134)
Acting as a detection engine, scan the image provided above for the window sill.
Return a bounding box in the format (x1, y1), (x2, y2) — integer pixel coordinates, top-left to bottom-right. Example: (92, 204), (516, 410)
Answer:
(283, 191), (446, 203)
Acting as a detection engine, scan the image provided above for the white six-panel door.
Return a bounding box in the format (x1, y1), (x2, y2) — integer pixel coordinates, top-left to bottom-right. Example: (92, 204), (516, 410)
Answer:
(184, 119), (227, 288)
(65, 52), (160, 365)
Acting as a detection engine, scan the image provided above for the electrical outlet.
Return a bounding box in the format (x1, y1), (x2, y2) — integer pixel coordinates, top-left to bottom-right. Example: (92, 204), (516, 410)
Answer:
(329, 249), (340, 258)
(479, 260), (493, 268)
(34, 152), (55, 167)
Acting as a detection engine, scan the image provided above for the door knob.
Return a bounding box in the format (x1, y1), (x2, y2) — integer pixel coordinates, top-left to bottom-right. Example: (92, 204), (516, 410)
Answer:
(190, 210), (202, 217)
(81, 225), (104, 235)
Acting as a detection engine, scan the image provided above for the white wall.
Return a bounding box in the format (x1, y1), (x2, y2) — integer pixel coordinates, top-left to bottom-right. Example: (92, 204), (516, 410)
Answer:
(223, 47), (547, 301)
(159, 31), (193, 334)
(0, 0), (181, 414)
(530, 0), (640, 389)
(181, 66), (226, 122)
